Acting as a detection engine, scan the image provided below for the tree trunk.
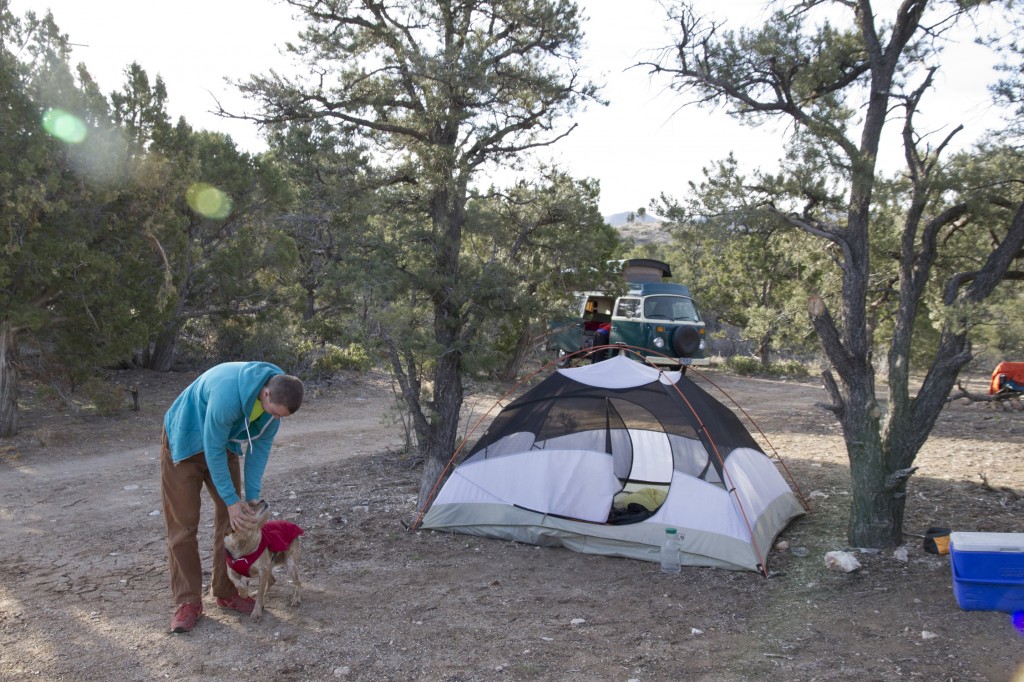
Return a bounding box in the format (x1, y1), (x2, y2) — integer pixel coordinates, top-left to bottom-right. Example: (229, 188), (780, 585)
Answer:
(145, 325), (179, 372)
(0, 321), (17, 437)
(303, 287), (316, 321)
(416, 336), (465, 507)
(756, 334), (772, 367)
(846, 420), (905, 547)
(496, 321), (532, 382)
(416, 179), (467, 507)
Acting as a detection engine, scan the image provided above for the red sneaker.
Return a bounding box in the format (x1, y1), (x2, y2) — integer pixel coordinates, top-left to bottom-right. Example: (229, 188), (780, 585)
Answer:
(170, 602), (203, 633)
(216, 594), (256, 614)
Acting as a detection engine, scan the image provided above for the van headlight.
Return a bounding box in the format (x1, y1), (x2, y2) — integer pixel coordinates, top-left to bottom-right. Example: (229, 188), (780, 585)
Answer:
(653, 337), (666, 349)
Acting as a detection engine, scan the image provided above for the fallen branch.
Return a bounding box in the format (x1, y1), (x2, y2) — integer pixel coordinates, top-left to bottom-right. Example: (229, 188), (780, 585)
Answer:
(978, 471), (1022, 501)
(948, 381), (1023, 409)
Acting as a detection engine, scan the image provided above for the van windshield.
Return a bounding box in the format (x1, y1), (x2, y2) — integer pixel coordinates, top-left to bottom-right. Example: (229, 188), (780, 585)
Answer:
(643, 296), (699, 321)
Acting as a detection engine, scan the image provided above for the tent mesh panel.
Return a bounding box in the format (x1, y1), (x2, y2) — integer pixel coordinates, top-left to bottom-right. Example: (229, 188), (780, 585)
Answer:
(465, 370), (763, 480)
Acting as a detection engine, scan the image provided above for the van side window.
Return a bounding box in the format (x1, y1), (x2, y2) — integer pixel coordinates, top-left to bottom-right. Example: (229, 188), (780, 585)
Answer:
(616, 297), (640, 319)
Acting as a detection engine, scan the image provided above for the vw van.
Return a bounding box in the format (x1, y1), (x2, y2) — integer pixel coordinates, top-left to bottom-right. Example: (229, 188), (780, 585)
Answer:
(547, 259), (707, 368)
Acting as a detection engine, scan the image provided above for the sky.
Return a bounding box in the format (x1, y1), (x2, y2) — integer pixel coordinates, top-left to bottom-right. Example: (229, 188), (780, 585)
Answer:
(13, 0), (1007, 216)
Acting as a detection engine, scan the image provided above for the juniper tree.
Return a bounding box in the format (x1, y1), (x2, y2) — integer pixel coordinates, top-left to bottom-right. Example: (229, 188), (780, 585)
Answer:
(238, 0), (605, 503)
(648, 0), (1024, 547)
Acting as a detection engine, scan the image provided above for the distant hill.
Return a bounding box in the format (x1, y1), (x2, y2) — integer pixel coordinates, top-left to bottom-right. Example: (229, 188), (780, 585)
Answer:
(603, 211), (671, 245)
(603, 211), (664, 227)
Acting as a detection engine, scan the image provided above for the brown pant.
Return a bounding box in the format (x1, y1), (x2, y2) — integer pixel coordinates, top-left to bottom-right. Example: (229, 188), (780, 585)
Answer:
(160, 428), (242, 606)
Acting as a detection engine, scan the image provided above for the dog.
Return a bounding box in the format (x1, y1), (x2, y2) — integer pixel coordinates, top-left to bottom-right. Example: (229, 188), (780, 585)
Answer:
(223, 500), (304, 619)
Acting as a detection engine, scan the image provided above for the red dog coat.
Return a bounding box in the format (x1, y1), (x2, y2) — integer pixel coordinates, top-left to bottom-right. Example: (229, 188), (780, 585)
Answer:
(225, 520), (304, 578)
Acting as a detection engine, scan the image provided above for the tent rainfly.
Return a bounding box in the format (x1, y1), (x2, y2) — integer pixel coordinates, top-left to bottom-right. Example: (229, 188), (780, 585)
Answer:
(417, 355), (806, 574)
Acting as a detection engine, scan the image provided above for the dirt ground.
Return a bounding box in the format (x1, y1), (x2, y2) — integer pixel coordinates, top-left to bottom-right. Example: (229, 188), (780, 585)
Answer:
(1, 363), (1023, 681)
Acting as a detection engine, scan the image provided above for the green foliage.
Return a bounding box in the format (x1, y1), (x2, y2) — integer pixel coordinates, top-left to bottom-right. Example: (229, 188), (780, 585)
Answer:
(0, 9), (164, 394)
(970, 286), (1024, 367)
(79, 378), (124, 416)
(989, 5), (1024, 141)
(725, 355), (810, 379)
(311, 343), (373, 375)
(178, 315), (305, 373)
(109, 62), (171, 148)
(656, 153), (823, 363)
(138, 122), (304, 371)
(0, 7), (327, 433)
(261, 120), (377, 332)
(724, 356), (761, 375)
(245, 0), (605, 487)
(653, 0), (1024, 548)
(862, 144), (1024, 373)
(459, 169), (620, 378)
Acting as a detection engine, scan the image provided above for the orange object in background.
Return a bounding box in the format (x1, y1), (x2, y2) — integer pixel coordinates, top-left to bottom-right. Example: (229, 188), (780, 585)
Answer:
(989, 362), (1024, 394)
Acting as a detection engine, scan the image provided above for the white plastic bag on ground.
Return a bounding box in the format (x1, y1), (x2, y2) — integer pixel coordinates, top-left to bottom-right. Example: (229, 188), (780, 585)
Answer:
(824, 550), (862, 572)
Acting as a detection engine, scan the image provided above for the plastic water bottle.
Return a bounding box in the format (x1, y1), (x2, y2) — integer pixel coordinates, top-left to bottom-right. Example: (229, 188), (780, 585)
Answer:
(661, 528), (681, 574)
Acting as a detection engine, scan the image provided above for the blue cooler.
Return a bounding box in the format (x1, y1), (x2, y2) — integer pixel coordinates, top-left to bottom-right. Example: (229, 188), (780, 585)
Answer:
(950, 531), (1024, 612)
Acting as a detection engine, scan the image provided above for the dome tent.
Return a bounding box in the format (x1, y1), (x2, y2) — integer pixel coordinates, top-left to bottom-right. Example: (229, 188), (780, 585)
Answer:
(417, 355), (806, 574)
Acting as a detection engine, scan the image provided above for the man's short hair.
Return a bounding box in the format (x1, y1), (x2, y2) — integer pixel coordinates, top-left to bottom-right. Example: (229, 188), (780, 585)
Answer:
(267, 374), (304, 414)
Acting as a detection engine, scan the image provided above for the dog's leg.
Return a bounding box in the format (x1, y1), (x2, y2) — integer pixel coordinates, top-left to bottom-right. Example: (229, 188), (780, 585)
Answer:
(252, 565), (269, 619)
(287, 540), (302, 606)
(227, 568), (250, 599)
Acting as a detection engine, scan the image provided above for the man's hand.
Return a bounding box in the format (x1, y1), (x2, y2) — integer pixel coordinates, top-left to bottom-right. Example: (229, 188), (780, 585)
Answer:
(228, 500), (257, 533)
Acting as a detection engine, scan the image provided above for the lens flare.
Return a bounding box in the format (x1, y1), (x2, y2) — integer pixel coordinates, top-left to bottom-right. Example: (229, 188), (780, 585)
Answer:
(186, 183), (233, 219)
(1013, 611), (1024, 636)
(41, 108), (87, 144)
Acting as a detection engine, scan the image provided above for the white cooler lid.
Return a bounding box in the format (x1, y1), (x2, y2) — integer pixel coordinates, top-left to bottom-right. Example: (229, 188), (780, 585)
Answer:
(950, 531), (1024, 553)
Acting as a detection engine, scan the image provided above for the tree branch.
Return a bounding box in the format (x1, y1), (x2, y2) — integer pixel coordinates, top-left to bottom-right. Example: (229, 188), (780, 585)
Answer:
(944, 200), (1024, 304)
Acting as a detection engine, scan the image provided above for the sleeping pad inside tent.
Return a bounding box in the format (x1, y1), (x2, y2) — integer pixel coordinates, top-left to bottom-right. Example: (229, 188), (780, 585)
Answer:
(418, 355), (806, 573)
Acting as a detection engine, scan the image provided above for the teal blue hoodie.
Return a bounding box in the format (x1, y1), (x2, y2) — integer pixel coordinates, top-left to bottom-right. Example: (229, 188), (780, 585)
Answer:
(164, 361), (284, 506)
